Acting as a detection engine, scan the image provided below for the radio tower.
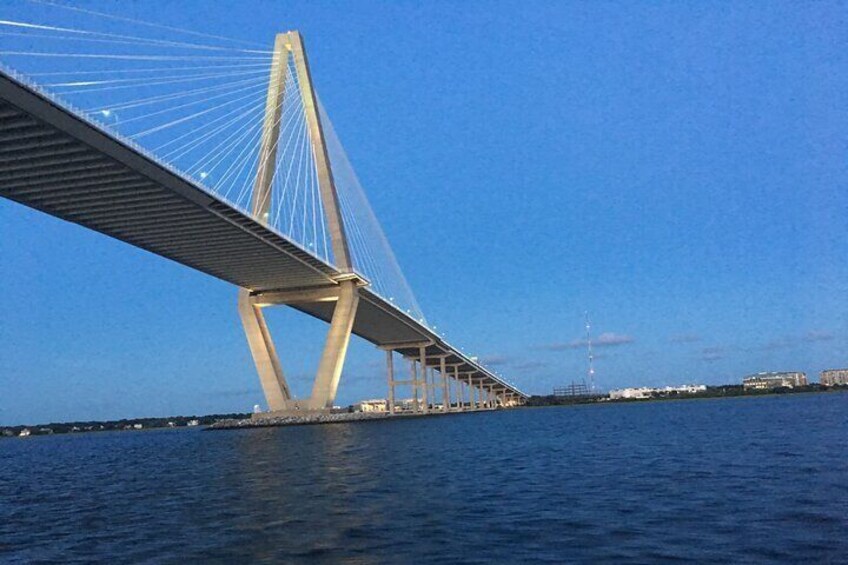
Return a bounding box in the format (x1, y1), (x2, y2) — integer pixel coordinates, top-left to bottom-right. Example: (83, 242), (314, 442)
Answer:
(585, 312), (595, 392)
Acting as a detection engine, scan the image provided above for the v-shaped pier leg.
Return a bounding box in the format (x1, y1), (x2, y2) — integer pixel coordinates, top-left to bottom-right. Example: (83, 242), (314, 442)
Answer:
(308, 280), (360, 410)
(238, 289), (291, 411)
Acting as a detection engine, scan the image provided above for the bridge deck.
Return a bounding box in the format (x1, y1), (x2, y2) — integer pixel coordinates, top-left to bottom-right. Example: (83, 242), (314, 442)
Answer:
(0, 71), (525, 397)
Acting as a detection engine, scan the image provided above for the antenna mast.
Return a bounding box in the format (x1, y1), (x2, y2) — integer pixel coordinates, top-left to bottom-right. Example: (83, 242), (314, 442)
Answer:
(586, 312), (595, 392)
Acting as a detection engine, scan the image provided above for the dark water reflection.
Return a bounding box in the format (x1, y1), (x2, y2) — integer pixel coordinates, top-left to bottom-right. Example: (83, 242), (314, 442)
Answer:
(2, 393), (847, 563)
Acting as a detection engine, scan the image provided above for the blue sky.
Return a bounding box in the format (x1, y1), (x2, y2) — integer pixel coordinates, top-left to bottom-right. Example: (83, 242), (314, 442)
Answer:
(1, 1), (846, 424)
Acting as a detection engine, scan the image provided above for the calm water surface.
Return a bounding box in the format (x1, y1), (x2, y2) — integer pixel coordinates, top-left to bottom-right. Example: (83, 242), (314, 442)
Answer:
(1, 393), (846, 563)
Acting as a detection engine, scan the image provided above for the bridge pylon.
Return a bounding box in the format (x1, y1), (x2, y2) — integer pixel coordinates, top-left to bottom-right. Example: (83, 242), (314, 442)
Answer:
(238, 31), (361, 415)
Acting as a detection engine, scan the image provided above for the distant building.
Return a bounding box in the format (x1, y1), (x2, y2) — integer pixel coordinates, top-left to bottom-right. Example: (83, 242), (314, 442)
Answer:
(657, 384), (707, 395)
(353, 399), (388, 413)
(609, 384), (706, 400)
(743, 372), (807, 390)
(820, 369), (848, 387)
(392, 398), (418, 412)
(610, 387), (653, 400)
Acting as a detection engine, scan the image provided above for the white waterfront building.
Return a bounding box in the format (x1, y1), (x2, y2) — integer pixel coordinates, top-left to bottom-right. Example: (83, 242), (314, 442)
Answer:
(353, 399), (388, 413)
(609, 384), (706, 400)
(609, 387), (653, 400)
(742, 372), (807, 390)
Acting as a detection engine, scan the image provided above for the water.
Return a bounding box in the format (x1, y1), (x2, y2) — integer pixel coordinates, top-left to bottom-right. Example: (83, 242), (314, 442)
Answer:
(1, 393), (846, 563)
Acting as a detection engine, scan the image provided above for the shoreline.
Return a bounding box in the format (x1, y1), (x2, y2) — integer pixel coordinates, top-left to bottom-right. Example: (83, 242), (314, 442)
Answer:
(0, 407), (503, 437)
(526, 385), (847, 409)
(4, 387), (845, 438)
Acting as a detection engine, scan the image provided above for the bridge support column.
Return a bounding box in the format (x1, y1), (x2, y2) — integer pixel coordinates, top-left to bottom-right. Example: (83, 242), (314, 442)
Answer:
(451, 367), (459, 411)
(419, 346), (429, 414)
(449, 365), (459, 412)
(426, 365), (433, 411)
(445, 372), (452, 412)
(382, 342), (432, 414)
(410, 358), (420, 413)
(440, 357), (449, 412)
(450, 376), (456, 411)
(431, 366), (438, 410)
(386, 349), (395, 415)
(451, 365), (462, 411)
(430, 366), (436, 411)
(462, 374), (468, 409)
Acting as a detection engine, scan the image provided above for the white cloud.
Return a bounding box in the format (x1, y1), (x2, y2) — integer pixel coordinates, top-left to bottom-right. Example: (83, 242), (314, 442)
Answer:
(540, 332), (635, 351)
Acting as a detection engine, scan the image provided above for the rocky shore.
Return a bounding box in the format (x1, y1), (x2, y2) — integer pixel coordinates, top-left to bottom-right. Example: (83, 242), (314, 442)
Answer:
(207, 407), (500, 430)
(207, 411), (392, 430)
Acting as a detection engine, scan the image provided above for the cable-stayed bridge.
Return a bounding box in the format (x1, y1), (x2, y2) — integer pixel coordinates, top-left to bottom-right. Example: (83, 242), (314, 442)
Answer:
(0, 5), (527, 415)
